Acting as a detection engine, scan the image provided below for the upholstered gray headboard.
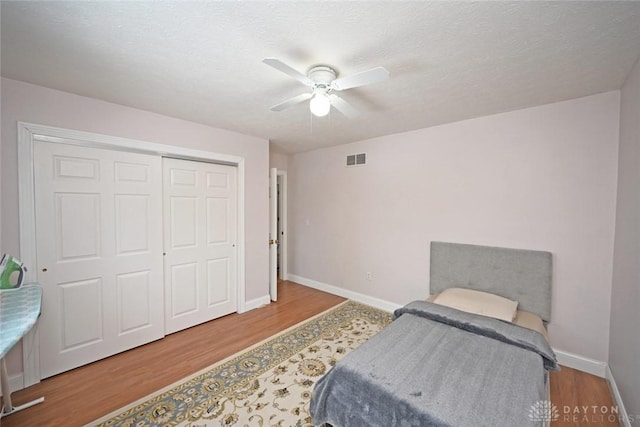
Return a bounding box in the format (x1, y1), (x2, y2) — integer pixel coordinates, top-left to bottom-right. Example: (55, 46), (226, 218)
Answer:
(430, 242), (552, 322)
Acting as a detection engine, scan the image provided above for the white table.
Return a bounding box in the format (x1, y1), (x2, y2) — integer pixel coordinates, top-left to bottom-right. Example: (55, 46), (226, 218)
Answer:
(0, 283), (44, 418)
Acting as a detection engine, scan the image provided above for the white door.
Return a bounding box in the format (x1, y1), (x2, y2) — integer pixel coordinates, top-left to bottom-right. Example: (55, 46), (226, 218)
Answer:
(34, 141), (164, 379)
(269, 168), (278, 301)
(163, 158), (237, 334)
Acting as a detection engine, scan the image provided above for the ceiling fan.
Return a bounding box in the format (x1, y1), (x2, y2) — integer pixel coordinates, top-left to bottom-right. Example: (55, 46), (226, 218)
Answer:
(263, 58), (389, 118)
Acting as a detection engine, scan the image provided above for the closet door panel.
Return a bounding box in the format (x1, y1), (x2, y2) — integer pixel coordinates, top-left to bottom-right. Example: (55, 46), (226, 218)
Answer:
(34, 141), (164, 378)
(163, 157), (237, 334)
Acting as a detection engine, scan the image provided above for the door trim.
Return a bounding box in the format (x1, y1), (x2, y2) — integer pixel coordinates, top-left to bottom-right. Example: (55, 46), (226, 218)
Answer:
(17, 121), (247, 386)
(269, 168), (277, 301)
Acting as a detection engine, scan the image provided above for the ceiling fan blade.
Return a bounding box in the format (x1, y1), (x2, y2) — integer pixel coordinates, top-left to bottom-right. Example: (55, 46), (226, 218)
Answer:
(270, 92), (313, 112)
(263, 58), (314, 87)
(330, 66), (389, 91)
(329, 94), (359, 119)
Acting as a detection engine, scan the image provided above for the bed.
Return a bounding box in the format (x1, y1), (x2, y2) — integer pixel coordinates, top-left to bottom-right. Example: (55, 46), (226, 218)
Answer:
(310, 241), (558, 427)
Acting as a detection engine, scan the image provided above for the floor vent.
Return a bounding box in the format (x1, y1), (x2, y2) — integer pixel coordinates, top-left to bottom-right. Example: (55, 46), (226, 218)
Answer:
(346, 153), (367, 167)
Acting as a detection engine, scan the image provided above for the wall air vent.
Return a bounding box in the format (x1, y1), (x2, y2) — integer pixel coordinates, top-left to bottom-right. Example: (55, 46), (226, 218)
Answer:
(346, 152), (367, 167)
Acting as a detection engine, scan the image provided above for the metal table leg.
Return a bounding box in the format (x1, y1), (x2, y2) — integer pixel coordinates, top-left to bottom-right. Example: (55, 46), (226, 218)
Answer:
(0, 357), (44, 418)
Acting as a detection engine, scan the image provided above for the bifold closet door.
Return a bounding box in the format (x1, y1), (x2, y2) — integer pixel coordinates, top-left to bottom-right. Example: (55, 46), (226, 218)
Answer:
(163, 158), (237, 334)
(34, 141), (164, 379)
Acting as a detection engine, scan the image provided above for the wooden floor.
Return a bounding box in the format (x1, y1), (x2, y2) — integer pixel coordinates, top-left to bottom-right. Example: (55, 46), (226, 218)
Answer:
(550, 366), (620, 426)
(2, 281), (618, 426)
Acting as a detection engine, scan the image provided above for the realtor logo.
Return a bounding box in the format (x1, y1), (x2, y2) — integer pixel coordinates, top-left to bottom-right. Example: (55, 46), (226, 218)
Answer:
(528, 400), (560, 422)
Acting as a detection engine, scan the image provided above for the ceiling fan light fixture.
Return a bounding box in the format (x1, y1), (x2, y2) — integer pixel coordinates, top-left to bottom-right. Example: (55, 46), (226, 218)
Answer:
(263, 58), (389, 119)
(310, 92), (331, 117)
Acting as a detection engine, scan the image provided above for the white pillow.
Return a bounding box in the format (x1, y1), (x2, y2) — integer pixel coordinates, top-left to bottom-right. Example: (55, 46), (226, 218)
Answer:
(432, 287), (519, 322)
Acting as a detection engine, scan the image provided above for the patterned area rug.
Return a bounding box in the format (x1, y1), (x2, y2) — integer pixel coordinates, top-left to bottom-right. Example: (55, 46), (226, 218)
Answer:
(89, 301), (392, 427)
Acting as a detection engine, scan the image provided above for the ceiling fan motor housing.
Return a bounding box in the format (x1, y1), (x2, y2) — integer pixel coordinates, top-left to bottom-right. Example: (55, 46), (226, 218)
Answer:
(307, 65), (337, 89)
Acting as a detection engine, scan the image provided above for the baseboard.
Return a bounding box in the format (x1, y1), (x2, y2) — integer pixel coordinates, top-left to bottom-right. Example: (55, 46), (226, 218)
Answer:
(553, 348), (607, 378)
(606, 365), (632, 427)
(241, 295), (271, 313)
(288, 274), (402, 313)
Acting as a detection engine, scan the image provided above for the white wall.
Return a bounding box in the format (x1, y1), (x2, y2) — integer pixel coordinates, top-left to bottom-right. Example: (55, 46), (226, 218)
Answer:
(610, 57), (640, 417)
(1, 78), (270, 375)
(289, 91), (620, 363)
(269, 150), (290, 171)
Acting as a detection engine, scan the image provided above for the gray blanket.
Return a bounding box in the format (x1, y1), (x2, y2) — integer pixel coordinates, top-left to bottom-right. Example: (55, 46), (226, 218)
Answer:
(310, 301), (558, 427)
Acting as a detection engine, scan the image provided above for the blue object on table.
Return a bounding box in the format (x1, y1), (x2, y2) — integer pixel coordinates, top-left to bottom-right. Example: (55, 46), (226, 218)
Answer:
(0, 283), (44, 417)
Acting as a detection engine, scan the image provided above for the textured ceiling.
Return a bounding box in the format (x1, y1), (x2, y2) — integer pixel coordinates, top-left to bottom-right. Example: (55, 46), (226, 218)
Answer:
(2, 1), (640, 153)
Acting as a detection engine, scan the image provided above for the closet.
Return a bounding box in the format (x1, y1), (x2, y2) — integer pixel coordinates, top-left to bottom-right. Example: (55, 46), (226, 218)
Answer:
(31, 137), (238, 378)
